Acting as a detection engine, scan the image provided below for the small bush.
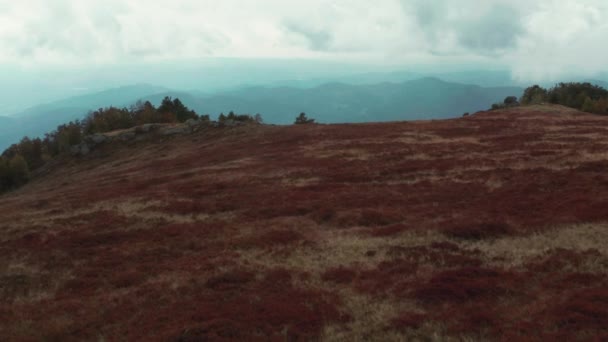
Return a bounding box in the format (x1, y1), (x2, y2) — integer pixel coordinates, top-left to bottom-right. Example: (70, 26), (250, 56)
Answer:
(294, 112), (315, 125)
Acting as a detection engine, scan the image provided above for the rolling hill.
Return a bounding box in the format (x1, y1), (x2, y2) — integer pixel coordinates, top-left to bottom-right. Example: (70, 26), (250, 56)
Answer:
(1, 105), (607, 340)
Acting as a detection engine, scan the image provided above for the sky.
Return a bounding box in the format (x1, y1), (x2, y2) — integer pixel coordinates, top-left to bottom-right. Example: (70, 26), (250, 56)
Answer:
(1, 0), (608, 112)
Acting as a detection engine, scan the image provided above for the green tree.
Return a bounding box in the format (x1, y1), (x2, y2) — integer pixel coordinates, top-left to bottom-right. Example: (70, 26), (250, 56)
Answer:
(218, 113), (227, 123)
(520, 85), (548, 105)
(582, 97), (595, 113)
(130, 100), (160, 125)
(295, 112), (315, 124)
(5, 137), (45, 170)
(8, 154), (29, 186)
(158, 97), (198, 122)
(0, 157), (9, 191)
(504, 96), (519, 107)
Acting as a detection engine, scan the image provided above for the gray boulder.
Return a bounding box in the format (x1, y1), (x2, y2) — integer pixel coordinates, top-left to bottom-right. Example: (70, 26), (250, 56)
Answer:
(88, 134), (107, 144)
(185, 118), (201, 127)
(117, 131), (136, 141)
(70, 143), (90, 156)
(161, 126), (188, 136)
(136, 123), (161, 134)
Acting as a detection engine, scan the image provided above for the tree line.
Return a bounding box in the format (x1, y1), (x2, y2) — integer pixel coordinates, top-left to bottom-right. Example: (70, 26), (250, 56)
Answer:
(1, 96), (274, 193)
(520, 82), (608, 114)
(0, 97), (206, 193)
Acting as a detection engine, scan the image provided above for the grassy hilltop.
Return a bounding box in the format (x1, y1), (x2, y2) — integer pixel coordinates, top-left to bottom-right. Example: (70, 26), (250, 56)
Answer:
(1, 105), (608, 340)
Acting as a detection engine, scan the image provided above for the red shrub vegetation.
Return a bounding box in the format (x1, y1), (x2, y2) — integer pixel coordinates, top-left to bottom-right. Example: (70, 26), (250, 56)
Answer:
(368, 223), (410, 237)
(414, 267), (520, 304)
(537, 287), (608, 336)
(6, 108), (608, 340)
(310, 207), (336, 223)
(442, 221), (515, 240)
(161, 200), (207, 215)
(391, 312), (428, 331)
(321, 267), (357, 284)
(110, 269), (147, 289)
(163, 268), (348, 341)
(527, 248), (603, 273)
(205, 269), (255, 291)
(239, 229), (306, 249)
(430, 241), (460, 251)
(436, 304), (502, 336)
(334, 208), (403, 227)
(356, 259), (418, 294)
(387, 245), (483, 268)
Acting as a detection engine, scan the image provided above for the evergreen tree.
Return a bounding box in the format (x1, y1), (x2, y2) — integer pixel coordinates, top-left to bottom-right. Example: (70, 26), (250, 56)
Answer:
(295, 112), (315, 124)
(8, 154), (29, 186)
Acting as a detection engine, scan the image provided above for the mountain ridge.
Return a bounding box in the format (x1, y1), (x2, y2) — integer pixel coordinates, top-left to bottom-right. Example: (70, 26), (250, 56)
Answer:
(0, 78), (523, 150)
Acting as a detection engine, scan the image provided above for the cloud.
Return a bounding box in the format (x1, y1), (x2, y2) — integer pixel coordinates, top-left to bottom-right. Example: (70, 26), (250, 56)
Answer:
(401, 0), (530, 55)
(0, 0), (607, 82)
(283, 22), (332, 52)
(508, 0), (608, 81)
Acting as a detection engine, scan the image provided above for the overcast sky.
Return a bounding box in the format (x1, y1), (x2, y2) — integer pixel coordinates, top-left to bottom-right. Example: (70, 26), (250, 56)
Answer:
(1, 0), (608, 82)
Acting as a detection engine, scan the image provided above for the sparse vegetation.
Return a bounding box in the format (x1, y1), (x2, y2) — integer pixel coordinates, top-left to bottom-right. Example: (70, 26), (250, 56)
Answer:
(2, 106), (608, 340)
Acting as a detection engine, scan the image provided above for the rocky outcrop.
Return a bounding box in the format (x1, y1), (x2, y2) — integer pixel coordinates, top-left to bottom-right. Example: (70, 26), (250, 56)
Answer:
(69, 120), (231, 156)
(87, 134), (108, 144)
(70, 143), (90, 156)
(160, 126), (189, 136)
(135, 123), (163, 134)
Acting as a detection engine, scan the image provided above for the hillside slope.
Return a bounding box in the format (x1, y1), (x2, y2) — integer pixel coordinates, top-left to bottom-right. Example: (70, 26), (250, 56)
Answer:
(1, 105), (608, 341)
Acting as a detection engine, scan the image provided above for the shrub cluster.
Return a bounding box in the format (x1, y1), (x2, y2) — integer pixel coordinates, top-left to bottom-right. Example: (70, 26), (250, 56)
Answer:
(490, 96), (520, 110)
(0, 97), (203, 193)
(294, 112), (315, 124)
(217, 111), (260, 124)
(0, 155), (29, 192)
(520, 82), (608, 114)
(84, 97), (202, 135)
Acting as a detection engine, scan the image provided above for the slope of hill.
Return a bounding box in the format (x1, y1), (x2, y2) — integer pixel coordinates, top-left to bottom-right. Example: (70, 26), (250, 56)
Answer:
(1, 105), (607, 340)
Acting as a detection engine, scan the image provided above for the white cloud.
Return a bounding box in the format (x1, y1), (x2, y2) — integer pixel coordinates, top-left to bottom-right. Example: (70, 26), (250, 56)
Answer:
(0, 0), (607, 81)
(508, 0), (608, 81)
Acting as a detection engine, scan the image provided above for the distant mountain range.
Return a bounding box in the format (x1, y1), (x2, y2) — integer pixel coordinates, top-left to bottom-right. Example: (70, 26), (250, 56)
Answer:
(1, 84), (168, 150)
(186, 78), (523, 124)
(1, 78), (525, 150)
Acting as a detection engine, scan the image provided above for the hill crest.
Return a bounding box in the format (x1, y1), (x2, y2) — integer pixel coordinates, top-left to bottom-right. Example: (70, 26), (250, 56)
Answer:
(2, 105), (608, 340)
